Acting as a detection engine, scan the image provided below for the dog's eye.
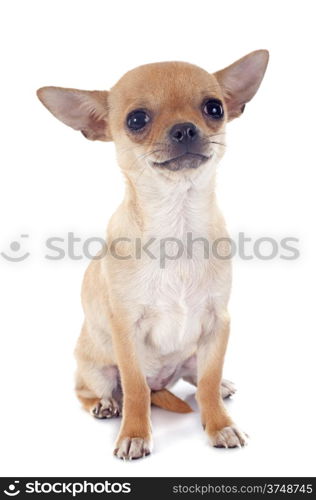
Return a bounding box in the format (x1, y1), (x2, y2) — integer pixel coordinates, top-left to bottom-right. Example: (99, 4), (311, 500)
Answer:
(203, 99), (224, 120)
(126, 110), (150, 131)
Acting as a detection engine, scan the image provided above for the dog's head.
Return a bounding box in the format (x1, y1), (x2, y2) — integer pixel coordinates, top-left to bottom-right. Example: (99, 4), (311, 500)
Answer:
(37, 51), (268, 177)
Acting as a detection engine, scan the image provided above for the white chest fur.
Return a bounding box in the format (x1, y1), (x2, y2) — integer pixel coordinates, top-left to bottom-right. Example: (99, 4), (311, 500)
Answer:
(128, 172), (224, 377)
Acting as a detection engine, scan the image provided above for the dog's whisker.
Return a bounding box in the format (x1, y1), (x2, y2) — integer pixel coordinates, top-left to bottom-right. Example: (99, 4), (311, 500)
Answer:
(130, 149), (163, 184)
(117, 141), (168, 155)
(209, 141), (227, 147)
(134, 163), (150, 185)
(116, 144), (146, 154)
(206, 130), (226, 135)
(202, 139), (227, 147)
(128, 150), (154, 168)
(205, 132), (226, 139)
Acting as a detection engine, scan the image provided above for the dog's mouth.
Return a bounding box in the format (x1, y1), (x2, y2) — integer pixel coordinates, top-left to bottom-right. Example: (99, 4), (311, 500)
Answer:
(151, 152), (210, 171)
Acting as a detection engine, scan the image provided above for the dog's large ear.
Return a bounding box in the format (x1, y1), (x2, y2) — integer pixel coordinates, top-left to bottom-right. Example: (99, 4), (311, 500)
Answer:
(37, 87), (111, 141)
(215, 50), (269, 121)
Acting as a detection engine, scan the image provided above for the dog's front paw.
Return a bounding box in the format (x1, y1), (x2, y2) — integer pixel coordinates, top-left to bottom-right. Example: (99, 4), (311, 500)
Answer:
(208, 425), (248, 448)
(91, 398), (122, 419)
(114, 436), (153, 460)
(221, 379), (236, 399)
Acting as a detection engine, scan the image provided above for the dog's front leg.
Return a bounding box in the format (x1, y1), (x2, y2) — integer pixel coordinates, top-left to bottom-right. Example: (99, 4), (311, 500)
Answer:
(196, 312), (247, 448)
(110, 311), (152, 460)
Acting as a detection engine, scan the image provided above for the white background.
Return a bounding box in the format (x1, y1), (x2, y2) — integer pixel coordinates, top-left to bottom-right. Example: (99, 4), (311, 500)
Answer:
(0, 0), (315, 478)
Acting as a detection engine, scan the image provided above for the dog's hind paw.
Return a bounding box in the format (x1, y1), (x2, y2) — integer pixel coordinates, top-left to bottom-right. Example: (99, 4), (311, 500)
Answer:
(91, 398), (122, 419)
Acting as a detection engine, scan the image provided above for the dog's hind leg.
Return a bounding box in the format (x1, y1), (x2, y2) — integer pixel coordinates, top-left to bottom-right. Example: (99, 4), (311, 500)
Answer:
(75, 363), (122, 418)
(181, 355), (236, 399)
(75, 314), (122, 418)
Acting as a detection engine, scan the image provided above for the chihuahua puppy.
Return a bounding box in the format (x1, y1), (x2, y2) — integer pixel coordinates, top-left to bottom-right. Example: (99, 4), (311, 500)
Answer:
(37, 50), (268, 459)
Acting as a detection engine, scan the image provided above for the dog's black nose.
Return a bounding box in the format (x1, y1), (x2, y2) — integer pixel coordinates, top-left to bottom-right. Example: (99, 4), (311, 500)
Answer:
(169, 122), (198, 144)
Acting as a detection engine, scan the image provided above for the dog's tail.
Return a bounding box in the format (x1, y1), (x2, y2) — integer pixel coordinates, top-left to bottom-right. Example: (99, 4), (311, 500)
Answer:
(150, 389), (193, 413)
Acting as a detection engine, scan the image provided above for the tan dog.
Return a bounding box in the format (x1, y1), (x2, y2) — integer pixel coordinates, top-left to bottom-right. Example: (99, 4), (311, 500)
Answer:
(37, 50), (269, 459)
